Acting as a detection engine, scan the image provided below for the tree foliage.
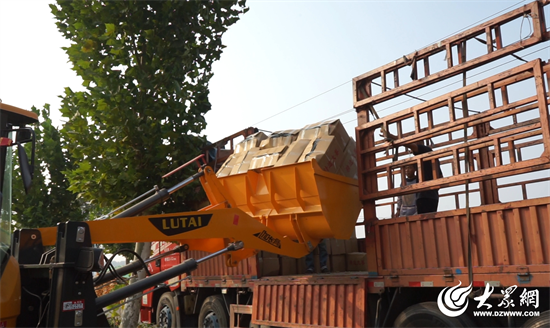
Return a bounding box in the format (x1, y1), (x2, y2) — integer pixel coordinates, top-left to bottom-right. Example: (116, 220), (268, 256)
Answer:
(12, 104), (88, 228)
(50, 0), (248, 212)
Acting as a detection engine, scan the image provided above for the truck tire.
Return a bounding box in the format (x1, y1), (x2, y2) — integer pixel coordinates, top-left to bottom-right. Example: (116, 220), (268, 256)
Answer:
(393, 302), (475, 327)
(522, 311), (550, 328)
(198, 295), (229, 328)
(157, 292), (178, 328)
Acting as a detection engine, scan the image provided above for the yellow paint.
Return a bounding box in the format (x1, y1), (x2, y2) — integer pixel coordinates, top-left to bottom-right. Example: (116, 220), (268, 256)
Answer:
(0, 255), (21, 326)
(36, 160), (361, 265)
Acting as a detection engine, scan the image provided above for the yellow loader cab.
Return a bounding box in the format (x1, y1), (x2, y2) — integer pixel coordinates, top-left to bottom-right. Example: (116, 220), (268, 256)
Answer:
(0, 102), (38, 328)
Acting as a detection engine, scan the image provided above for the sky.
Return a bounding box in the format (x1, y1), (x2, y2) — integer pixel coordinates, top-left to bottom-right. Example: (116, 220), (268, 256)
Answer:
(0, 0), (535, 143)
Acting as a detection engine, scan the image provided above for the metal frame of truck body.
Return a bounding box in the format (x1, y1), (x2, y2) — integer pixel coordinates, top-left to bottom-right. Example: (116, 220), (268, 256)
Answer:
(140, 2), (550, 327)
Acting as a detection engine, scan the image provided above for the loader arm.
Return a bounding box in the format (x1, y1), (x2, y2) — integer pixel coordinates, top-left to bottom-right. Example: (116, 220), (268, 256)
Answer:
(38, 207), (315, 265)
(37, 159), (361, 266)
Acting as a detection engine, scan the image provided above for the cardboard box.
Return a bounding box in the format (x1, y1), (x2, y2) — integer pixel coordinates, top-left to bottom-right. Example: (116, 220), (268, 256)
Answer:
(261, 129), (300, 149)
(337, 138), (358, 179)
(327, 238), (347, 255)
(250, 146), (287, 170)
(234, 132), (268, 154)
(298, 125), (320, 140)
(216, 154), (237, 177)
(280, 256), (297, 275)
(228, 148), (262, 176)
(345, 229), (359, 253)
(330, 254), (346, 273)
(298, 119), (349, 145)
(235, 148), (261, 174)
(275, 139), (311, 167)
(319, 119), (349, 145)
(346, 252), (368, 271)
(299, 135), (347, 174)
(297, 256), (307, 274)
(258, 257), (280, 277)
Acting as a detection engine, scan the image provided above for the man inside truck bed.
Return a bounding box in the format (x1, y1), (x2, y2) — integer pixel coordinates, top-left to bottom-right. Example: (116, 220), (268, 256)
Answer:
(395, 163), (418, 217)
(384, 131), (443, 214)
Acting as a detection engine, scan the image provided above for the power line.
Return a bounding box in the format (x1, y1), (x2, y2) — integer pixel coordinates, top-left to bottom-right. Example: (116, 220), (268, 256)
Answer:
(418, 0), (528, 50)
(249, 1), (531, 128)
(250, 80), (350, 126)
(342, 45), (550, 126)
(375, 45), (550, 115)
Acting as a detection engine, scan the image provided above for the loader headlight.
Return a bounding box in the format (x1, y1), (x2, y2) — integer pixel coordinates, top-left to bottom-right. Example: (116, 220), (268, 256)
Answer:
(76, 247), (104, 272)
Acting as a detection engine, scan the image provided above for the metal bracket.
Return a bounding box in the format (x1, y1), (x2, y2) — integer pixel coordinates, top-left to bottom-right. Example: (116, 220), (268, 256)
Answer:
(443, 270), (454, 282)
(517, 267), (531, 283)
(76, 226), (86, 243)
(75, 310), (83, 326)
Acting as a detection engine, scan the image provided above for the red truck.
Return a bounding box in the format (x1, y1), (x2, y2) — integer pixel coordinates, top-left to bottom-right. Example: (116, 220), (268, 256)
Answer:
(141, 2), (550, 327)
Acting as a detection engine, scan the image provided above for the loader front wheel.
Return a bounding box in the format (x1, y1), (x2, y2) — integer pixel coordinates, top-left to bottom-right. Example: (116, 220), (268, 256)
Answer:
(522, 311), (550, 328)
(199, 295), (229, 328)
(157, 292), (178, 328)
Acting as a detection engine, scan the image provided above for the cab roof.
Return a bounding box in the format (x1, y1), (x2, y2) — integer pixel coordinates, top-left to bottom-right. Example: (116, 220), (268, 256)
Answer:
(0, 102), (39, 126)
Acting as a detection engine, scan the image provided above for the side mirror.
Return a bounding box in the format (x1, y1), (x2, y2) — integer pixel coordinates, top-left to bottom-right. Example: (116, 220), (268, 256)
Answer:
(17, 143), (33, 194)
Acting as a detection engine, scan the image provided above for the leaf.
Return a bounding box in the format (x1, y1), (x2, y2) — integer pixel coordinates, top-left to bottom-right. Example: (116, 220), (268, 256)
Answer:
(105, 23), (115, 36)
(77, 60), (90, 69)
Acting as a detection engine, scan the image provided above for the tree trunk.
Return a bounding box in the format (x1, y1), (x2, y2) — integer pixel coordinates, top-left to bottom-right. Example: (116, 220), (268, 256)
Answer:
(119, 242), (151, 328)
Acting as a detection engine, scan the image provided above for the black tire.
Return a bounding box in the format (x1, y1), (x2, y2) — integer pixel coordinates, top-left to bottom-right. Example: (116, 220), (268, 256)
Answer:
(198, 295), (229, 328)
(394, 302), (475, 327)
(522, 310), (550, 328)
(156, 292), (178, 328)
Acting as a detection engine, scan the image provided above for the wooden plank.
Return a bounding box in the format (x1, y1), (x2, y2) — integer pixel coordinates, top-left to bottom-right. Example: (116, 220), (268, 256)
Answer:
(415, 220), (427, 268)
(312, 284), (320, 326)
(296, 284), (304, 324)
(485, 26), (493, 53)
(534, 60), (550, 154)
(292, 284), (300, 323)
(528, 206), (544, 264)
(328, 285), (337, 327)
(454, 215), (465, 267)
(282, 285), (290, 323)
(276, 285), (284, 322)
(394, 223), (404, 269)
(480, 212), (494, 266)
(427, 219), (439, 267)
(496, 210), (510, 266)
(404, 221), (414, 269)
(337, 285), (345, 327)
(512, 208), (527, 265)
(362, 157), (547, 201)
(440, 217), (451, 267)
(320, 285), (328, 326)
(304, 284), (312, 325)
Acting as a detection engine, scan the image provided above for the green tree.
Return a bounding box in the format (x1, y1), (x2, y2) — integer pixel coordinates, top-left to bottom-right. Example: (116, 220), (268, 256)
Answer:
(51, 0), (247, 213)
(12, 104), (88, 228)
(50, 1), (247, 326)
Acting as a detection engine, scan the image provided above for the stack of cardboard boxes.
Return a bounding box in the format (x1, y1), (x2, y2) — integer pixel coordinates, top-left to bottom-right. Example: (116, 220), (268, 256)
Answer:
(217, 119), (357, 179)
(257, 231), (369, 275)
(217, 119), (366, 275)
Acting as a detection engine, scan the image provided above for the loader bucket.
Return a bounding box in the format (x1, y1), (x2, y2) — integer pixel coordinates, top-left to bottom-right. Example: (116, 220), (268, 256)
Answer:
(215, 159), (361, 242)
